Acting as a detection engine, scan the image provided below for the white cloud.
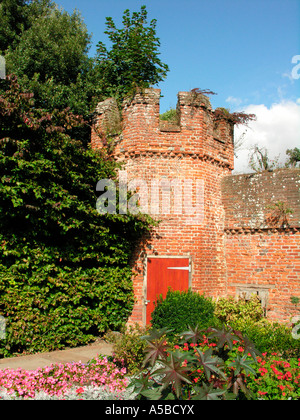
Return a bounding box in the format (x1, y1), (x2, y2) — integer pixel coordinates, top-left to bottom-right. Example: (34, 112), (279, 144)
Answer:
(226, 96), (243, 107)
(233, 100), (300, 173)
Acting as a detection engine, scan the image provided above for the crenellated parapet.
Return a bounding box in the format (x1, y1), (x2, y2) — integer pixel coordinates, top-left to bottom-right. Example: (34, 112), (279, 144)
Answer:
(91, 88), (234, 169)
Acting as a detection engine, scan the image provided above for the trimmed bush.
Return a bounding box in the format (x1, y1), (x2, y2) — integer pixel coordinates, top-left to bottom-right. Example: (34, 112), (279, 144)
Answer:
(237, 320), (300, 357)
(150, 289), (215, 337)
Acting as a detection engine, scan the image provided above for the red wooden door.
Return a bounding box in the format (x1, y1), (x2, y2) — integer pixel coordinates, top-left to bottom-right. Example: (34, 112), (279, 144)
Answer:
(146, 257), (190, 324)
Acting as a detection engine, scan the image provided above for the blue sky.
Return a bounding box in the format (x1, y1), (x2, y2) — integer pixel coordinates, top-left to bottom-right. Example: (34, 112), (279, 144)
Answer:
(57, 0), (300, 172)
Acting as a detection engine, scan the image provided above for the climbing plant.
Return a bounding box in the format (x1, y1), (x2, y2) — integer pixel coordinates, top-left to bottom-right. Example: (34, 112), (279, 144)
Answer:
(0, 76), (152, 357)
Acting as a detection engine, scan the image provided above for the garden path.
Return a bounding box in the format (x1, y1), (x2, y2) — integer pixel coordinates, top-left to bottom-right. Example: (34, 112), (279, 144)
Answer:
(0, 341), (114, 371)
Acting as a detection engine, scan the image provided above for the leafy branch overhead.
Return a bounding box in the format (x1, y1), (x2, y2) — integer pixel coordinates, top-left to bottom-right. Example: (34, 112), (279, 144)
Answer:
(189, 89), (256, 126)
(1, 2), (169, 120)
(214, 107), (256, 126)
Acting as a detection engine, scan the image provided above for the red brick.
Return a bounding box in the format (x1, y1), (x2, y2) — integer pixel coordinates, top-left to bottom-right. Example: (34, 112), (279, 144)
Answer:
(92, 89), (300, 325)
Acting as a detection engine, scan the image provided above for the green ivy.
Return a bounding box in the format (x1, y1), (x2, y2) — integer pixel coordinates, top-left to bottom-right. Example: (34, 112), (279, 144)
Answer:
(0, 76), (152, 357)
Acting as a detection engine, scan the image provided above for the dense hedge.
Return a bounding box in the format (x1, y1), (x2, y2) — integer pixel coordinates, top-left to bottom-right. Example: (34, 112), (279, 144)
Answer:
(0, 265), (135, 356)
(150, 289), (215, 337)
(0, 76), (151, 357)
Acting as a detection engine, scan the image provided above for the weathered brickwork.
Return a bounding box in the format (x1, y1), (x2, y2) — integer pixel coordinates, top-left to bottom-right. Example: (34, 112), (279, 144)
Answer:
(221, 170), (300, 230)
(224, 230), (300, 321)
(222, 170), (300, 321)
(92, 88), (300, 324)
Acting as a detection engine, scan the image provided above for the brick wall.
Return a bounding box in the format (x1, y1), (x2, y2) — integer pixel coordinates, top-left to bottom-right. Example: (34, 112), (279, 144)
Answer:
(92, 88), (234, 325)
(92, 89), (300, 325)
(222, 169), (300, 321)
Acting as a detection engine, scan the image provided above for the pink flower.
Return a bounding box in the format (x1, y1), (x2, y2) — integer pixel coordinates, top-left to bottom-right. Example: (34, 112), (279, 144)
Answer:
(76, 387), (84, 394)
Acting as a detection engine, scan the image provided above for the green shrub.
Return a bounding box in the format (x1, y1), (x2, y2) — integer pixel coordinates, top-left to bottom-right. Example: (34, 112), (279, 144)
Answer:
(159, 108), (178, 122)
(239, 320), (300, 357)
(150, 289), (215, 337)
(214, 296), (300, 357)
(108, 324), (148, 375)
(215, 295), (264, 329)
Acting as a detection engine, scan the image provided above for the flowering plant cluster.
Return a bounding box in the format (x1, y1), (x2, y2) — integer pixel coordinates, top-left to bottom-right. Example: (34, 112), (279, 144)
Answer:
(0, 356), (128, 399)
(246, 353), (300, 400)
(129, 326), (300, 400)
(129, 326), (260, 400)
(174, 336), (253, 391)
(0, 384), (136, 400)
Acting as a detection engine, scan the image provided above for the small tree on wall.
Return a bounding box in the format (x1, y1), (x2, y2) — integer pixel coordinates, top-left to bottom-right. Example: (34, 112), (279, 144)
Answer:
(93, 5), (169, 105)
(285, 147), (300, 168)
(248, 145), (279, 172)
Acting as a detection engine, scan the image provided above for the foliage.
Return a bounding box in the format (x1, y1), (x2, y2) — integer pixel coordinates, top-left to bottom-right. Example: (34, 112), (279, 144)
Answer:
(0, 0), (31, 52)
(2, 2), (169, 132)
(93, 5), (169, 105)
(5, 3), (91, 85)
(159, 108), (178, 122)
(265, 200), (294, 227)
(129, 326), (261, 400)
(3, 0), (94, 118)
(107, 324), (149, 375)
(150, 289), (215, 338)
(215, 296), (264, 329)
(214, 107), (256, 126)
(291, 296), (300, 307)
(237, 321), (300, 358)
(214, 296), (300, 357)
(0, 76), (151, 357)
(246, 145), (299, 172)
(190, 88), (217, 96)
(246, 353), (300, 400)
(249, 144), (280, 172)
(0, 355), (128, 398)
(285, 147), (300, 168)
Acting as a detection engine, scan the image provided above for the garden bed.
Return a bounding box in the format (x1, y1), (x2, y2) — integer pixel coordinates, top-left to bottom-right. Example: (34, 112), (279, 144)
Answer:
(1, 294), (300, 400)
(0, 355), (131, 400)
(1, 328), (299, 400)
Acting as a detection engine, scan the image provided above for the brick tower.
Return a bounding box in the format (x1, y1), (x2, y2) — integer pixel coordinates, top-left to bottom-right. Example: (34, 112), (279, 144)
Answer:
(92, 88), (234, 325)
